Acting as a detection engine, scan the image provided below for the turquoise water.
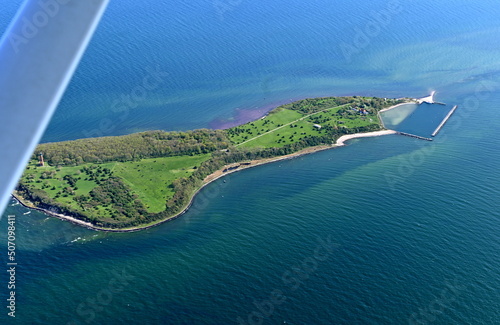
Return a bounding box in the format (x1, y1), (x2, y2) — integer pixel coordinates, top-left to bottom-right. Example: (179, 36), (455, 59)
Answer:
(1, 0), (500, 324)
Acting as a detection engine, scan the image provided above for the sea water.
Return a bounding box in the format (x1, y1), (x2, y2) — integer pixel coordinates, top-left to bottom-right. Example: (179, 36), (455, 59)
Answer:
(380, 102), (451, 137)
(1, 0), (499, 324)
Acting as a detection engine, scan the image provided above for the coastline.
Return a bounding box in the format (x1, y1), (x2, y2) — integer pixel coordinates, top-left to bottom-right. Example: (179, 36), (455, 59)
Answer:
(12, 193), (111, 231)
(13, 100), (405, 233)
(13, 144), (338, 232)
(12, 129), (397, 233)
(378, 101), (414, 113)
(378, 92), (438, 113)
(335, 130), (397, 146)
(417, 90), (436, 104)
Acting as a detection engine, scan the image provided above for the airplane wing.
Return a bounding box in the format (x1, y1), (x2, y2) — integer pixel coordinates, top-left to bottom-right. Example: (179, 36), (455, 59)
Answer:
(0, 0), (110, 217)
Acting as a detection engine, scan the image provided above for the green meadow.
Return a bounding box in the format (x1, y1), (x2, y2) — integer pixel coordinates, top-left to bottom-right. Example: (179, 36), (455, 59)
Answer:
(19, 154), (211, 219)
(227, 100), (381, 148)
(112, 154), (211, 213)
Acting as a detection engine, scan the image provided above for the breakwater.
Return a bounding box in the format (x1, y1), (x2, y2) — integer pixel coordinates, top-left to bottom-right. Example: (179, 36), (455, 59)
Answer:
(432, 105), (458, 137)
(397, 131), (433, 141)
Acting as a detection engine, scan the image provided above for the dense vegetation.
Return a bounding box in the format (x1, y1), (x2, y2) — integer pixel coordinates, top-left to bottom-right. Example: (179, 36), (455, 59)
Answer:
(16, 96), (407, 230)
(37, 129), (230, 166)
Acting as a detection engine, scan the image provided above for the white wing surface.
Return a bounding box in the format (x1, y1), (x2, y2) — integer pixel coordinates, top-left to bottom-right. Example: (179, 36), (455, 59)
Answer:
(0, 0), (110, 217)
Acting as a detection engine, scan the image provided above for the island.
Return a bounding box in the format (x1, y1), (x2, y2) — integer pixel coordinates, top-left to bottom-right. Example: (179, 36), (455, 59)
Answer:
(14, 96), (411, 231)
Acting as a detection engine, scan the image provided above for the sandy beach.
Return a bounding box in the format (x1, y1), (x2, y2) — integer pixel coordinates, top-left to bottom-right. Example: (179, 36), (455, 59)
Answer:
(417, 91), (436, 104)
(335, 130), (397, 146)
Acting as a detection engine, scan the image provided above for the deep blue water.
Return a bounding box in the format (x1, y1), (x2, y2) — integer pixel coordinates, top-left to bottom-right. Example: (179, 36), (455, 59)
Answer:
(1, 0), (500, 324)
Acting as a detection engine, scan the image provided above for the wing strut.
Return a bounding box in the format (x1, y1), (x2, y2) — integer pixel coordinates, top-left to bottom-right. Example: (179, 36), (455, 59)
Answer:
(0, 0), (110, 217)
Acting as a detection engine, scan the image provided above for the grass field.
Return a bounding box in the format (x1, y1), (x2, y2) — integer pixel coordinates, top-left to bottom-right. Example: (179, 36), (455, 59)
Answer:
(227, 109), (303, 145)
(20, 154), (211, 216)
(112, 154), (211, 213)
(227, 102), (380, 148)
(21, 161), (114, 201)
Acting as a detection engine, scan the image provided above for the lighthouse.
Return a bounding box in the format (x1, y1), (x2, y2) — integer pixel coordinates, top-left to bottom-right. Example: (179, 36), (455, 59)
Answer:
(39, 153), (44, 167)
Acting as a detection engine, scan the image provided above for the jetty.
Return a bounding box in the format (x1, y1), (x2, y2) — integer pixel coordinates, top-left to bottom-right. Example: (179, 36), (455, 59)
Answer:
(417, 91), (436, 104)
(397, 131), (433, 141)
(432, 105), (458, 137)
(417, 91), (446, 105)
